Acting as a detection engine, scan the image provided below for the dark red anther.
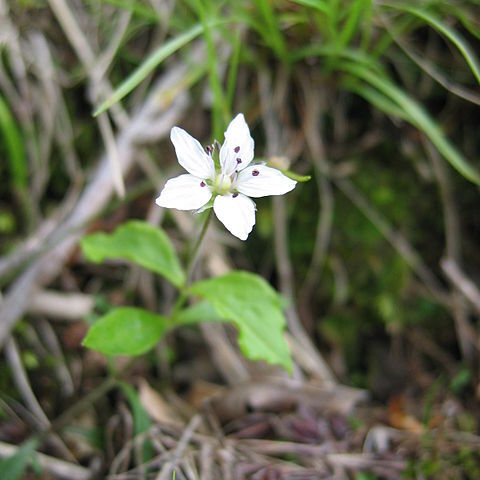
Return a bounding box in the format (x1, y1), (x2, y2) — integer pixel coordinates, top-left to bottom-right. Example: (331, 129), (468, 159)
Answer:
(234, 146), (240, 153)
(236, 158), (242, 164)
(233, 192), (239, 198)
(252, 169), (259, 176)
(200, 181), (206, 187)
(205, 145), (212, 154)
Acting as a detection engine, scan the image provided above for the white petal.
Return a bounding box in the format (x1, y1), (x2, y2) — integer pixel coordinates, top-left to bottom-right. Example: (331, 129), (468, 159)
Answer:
(236, 165), (297, 198)
(219, 113), (254, 176)
(213, 193), (256, 241)
(170, 127), (215, 179)
(156, 174), (212, 210)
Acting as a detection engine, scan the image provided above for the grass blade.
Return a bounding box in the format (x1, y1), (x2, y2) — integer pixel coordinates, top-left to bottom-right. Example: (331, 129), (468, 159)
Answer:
(337, 0), (364, 50)
(342, 78), (409, 121)
(0, 95), (27, 190)
(288, 0), (330, 15)
(342, 61), (480, 184)
(384, 3), (480, 86)
(253, 0), (289, 63)
(195, 0), (228, 140)
(86, 0), (159, 21)
(93, 23), (204, 116)
(226, 28), (241, 114)
(0, 438), (39, 480)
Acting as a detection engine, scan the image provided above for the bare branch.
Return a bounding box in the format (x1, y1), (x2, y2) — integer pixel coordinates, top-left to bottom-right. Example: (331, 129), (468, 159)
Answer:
(0, 63), (190, 349)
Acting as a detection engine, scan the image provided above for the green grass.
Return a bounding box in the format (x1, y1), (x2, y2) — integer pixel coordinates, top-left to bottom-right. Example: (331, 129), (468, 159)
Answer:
(0, 95), (27, 190)
(94, 0), (479, 184)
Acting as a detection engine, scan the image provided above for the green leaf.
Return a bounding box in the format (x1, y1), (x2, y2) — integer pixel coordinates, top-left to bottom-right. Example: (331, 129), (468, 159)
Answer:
(450, 367), (472, 395)
(173, 301), (225, 326)
(0, 438), (39, 480)
(83, 307), (170, 356)
(189, 271), (293, 372)
(120, 382), (152, 434)
(93, 23), (204, 116)
(119, 382), (153, 461)
(81, 221), (185, 287)
(0, 95), (27, 190)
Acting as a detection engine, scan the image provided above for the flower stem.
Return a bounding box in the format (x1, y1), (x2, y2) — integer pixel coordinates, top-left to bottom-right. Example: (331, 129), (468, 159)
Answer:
(185, 208), (213, 286)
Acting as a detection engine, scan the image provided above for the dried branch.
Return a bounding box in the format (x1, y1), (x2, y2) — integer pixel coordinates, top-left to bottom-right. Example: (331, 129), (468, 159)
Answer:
(297, 71), (334, 301)
(28, 290), (94, 321)
(258, 67), (336, 384)
(426, 139), (477, 361)
(4, 337), (50, 430)
(442, 258), (480, 318)
(156, 415), (203, 480)
(0, 62), (190, 349)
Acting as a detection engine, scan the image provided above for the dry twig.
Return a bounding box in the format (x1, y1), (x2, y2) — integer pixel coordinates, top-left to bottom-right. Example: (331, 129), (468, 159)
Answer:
(258, 67), (336, 383)
(0, 62), (190, 349)
(426, 139), (478, 361)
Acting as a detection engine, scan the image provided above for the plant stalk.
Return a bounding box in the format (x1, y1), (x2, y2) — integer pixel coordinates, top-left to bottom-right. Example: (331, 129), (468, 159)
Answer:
(185, 208), (213, 286)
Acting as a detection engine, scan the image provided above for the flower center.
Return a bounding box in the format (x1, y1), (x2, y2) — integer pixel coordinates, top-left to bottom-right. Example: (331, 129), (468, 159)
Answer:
(214, 173), (232, 194)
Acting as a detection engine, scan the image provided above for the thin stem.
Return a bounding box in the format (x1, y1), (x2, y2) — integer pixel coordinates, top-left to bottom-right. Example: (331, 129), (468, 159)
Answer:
(170, 291), (188, 320)
(46, 377), (118, 437)
(185, 208), (213, 286)
(169, 210), (213, 320)
(25, 359), (136, 448)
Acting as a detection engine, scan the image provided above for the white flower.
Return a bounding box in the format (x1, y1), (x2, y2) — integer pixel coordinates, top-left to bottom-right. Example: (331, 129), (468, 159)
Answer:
(155, 114), (297, 240)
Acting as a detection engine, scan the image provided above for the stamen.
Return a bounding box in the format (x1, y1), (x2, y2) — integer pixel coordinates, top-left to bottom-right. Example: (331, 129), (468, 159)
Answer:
(215, 172), (232, 193)
(236, 158), (242, 164)
(205, 145), (212, 155)
(234, 146), (240, 153)
(200, 181), (206, 187)
(252, 169), (260, 176)
(233, 192), (239, 198)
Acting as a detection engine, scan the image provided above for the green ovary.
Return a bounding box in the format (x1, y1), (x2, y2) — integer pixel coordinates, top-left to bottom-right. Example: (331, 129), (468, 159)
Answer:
(214, 174), (232, 194)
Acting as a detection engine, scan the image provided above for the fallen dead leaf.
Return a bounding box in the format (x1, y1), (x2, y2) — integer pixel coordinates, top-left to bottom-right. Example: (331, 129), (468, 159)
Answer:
(138, 378), (184, 425)
(388, 396), (423, 434)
